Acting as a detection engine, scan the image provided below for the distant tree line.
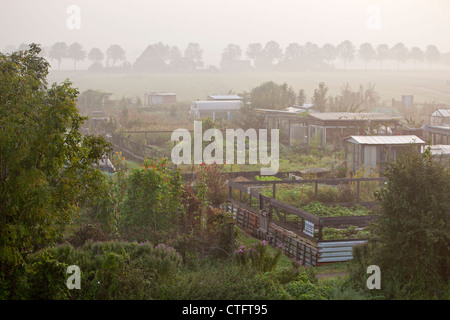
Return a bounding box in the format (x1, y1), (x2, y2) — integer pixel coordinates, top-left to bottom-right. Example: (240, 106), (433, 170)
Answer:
(220, 40), (449, 71)
(3, 40), (450, 71)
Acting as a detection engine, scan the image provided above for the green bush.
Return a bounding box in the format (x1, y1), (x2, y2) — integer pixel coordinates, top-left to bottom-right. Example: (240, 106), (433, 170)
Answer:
(233, 240), (282, 273)
(158, 261), (289, 300)
(18, 240), (183, 299)
(281, 260), (332, 300)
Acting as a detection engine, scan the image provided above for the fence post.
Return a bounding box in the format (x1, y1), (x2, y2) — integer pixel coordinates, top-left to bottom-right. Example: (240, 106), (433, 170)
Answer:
(314, 181), (318, 200)
(356, 180), (360, 202)
(230, 223), (235, 253)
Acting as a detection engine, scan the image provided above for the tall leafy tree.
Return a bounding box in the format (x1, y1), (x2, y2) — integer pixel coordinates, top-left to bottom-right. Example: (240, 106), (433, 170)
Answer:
(284, 43), (302, 61)
(49, 42), (67, 70)
(425, 45), (441, 70)
(168, 45), (185, 71)
(262, 40), (283, 68)
(390, 42), (409, 70)
(88, 47), (104, 65)
(409, 47), (424, 69)
(106, 44), (126, 67)
(321, 43), (337, 67)
(336, 40), (355, 70)
(246, 42), (263, 68)
(220, 44), (242, 70)
(67, 42), (86, 70)
(371, 149), (449, 299)
(359, 42), (376, 70)
(312, 82), (329, 112)
(303, 42), (322, 64)
(184, 42), (204, 70)
(327, 83), (380, 112)
(249, 81), (296, 111)
(0, 44), (111, 297)
(376, 43), (390, 70)
(297, 89), (306, 106)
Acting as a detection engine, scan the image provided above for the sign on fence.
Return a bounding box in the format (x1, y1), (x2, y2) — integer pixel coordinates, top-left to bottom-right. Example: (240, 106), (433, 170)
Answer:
(304, 220), (314, 237)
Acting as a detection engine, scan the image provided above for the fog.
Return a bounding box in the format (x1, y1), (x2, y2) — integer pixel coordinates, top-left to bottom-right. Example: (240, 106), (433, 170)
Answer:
(1, 0), (450, 66)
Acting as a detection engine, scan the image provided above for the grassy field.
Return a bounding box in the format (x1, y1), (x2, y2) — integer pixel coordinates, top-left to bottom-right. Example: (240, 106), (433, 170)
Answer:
(48, 70), (450, 105)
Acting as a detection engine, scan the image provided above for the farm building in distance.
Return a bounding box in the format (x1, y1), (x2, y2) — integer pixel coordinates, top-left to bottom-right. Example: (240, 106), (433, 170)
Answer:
(207, 94), (243, 101)
(144, 92), (176, 106)
(344, 135), (425, 173)
(190, 100), (243, 121)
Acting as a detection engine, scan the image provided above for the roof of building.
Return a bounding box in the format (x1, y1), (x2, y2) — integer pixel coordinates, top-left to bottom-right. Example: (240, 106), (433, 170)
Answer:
(145, 92), (176, 96)
(345, 135), (425, 145)
(307, 112), (399, 121)
(431, 109), (450, 118)
(191, 100), (243, 110)
(208, 95), (243, 100)
(427, 126), (450, 134)
(429, 145), (450, 156)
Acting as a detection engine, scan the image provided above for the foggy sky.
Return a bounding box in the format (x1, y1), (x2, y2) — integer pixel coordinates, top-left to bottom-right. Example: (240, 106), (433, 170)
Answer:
(1, 0), (450, 66)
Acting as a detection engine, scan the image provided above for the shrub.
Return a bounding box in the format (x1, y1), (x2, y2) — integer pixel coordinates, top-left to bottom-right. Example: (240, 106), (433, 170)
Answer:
(18, 241), (183, 299)
(158, 261), (289, 300)
(233, 240), (282, 273)
(281, 259), (332, 300)
(67, 223), (111, 247)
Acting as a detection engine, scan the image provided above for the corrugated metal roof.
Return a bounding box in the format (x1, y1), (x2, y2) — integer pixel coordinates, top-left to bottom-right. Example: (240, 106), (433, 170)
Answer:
(429, 145), (450, 155)
(192, 100), (243, 110)
(208, 95), (243, 100)
(308, 112), (398, 121)
(345, 135), (425, 145)
(145, 92), (176, 95)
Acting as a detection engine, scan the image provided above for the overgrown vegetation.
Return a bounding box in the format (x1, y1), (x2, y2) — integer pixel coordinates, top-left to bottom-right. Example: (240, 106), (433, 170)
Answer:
(348, 149), (450, 300)
(2, 45), (448, 301)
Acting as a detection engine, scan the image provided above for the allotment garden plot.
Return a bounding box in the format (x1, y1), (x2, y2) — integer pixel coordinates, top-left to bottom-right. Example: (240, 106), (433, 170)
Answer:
(227, 177), (386, 265)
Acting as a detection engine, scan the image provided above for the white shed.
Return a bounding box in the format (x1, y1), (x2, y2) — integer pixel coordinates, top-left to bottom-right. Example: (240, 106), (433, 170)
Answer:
(344, 135), (425, 173)
(190, 100), (243, 120)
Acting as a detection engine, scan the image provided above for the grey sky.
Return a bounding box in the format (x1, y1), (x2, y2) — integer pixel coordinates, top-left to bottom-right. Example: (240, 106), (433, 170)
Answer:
(1, 0), (449, 66)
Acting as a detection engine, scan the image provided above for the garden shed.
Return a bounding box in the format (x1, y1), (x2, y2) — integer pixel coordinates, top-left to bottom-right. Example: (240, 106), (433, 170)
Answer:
(306, 113), (400, 148)
(427, 125), (450, 145)
(430, 108), (450, 127)
(190, 100), (243, 121)
(344, 135), (425, 173)
(144, 92), (176, 106)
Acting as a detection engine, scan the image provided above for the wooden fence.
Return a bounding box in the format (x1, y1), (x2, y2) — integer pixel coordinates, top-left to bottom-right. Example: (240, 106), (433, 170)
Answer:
(227, 177), (386, 265)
